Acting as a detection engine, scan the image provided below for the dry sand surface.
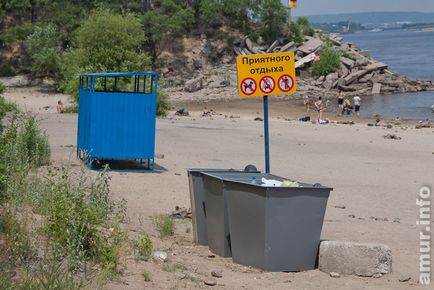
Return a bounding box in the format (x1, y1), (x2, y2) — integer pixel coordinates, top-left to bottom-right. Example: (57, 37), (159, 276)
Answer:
(4, 87), (434, 290)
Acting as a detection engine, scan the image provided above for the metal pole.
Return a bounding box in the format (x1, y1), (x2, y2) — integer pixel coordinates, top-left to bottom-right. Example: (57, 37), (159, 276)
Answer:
(288, 8), (292, 24)
(263, 95), (270, 174)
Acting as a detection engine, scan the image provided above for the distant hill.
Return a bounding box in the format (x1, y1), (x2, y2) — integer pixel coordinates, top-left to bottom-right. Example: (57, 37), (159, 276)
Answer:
(301, 12), (434, 25)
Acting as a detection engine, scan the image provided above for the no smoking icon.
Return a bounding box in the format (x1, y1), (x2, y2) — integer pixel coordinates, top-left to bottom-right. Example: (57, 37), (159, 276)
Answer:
(278, 75), (294, 92)
(240, 77), (257, 96)
(259, 76), (275, 94)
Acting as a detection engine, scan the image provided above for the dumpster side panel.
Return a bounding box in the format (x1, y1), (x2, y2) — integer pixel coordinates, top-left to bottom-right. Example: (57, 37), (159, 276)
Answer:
(203, 175), (232, 257)
(225, 182), (266, 268)
(265, 188), (330, 271)
(187, 170), (208, 245)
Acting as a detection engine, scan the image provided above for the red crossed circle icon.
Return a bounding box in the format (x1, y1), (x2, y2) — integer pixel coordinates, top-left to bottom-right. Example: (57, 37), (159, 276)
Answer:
(278, 74), (294, 92)
(259, 76), (275, 94)
(240, 77), (257, 96)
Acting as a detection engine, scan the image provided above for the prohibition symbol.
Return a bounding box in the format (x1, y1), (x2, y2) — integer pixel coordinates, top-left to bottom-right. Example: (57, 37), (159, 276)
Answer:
(278, 74), (294, 92)
(240, 77), (257, 95)
(259, 76), (275, 94)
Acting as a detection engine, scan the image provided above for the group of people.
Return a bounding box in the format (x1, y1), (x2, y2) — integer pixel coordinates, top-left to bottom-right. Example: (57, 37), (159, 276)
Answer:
(303, 90), (362, 123)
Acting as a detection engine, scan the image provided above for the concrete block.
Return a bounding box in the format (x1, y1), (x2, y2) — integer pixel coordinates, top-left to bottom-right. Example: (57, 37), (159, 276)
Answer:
(319, 241), (392, 277)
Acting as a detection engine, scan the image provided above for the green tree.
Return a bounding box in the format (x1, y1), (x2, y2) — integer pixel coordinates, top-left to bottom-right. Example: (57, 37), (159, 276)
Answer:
(296, 17), (315, 36)
(311, 42), (341, 76)
(61, 8), (150, 100)
(27, 24), (61, 77)
(288, 22), (303, 44)
(258, 0), (287, 44)
(142, 0), (194, 65)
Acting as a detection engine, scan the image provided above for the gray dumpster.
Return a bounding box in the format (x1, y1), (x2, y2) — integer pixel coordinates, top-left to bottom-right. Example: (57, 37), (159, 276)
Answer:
(201, 171), (263, 257)
(224, 174), (332, 272)
(187, 168), (258, 246)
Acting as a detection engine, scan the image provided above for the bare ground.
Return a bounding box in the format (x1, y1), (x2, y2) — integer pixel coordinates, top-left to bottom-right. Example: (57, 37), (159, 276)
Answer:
(4, 87), (434, 290)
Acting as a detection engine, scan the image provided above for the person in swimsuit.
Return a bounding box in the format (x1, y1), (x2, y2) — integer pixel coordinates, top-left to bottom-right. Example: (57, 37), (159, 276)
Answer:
(337, 90), (344, 111)
(303, 96), (310, 115)
(315, 96), (324, 121)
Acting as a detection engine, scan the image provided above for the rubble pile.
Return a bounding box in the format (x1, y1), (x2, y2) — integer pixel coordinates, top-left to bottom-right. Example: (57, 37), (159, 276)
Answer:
(232, 34), (433, 98)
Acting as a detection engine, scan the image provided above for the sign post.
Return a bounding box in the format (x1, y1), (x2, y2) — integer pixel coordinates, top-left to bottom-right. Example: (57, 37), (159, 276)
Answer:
(236, 52), (296, 174)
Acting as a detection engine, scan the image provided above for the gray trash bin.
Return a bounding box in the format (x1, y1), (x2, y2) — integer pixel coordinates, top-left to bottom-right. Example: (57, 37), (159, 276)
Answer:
(187, 168), (259, 246)
(222, 174), (332, 271)
(201, 171), (263, 257)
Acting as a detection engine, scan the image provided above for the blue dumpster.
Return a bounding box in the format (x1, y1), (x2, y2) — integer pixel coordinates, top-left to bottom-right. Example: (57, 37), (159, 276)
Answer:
(77, 72), (158, 171)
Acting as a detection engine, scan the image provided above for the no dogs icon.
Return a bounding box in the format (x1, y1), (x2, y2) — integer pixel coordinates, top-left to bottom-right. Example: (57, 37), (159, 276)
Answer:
(240, 77), (257, 96)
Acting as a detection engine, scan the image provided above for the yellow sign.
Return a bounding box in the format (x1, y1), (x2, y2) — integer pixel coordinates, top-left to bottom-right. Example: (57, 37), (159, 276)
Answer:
(288, 0), (297, 9)
(236, 52), (296, 98)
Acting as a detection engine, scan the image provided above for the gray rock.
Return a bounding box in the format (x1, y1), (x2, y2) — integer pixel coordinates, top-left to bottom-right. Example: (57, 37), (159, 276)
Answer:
(204, 278), (217, 286)
(211, 270), (223, 278)
(330, 272), (340, 278)
(184, 75), (204, 92)
(279, 41), (295, 52)
(175, 272), (186, 279)
(298, 37), (323, 55)
(319, 241), (392, 277)
(340, 57), (355, 69)
(372, 83), (382, 95)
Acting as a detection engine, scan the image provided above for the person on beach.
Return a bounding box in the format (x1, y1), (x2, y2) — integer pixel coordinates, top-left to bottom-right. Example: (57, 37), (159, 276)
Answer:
(56, 100), (64, 113)
(342, 98), (353, 115)
(314, 96), (324, 121)
(337, 90), (344, 111)
(303, 96), (310, 115)
(353, 95), (361, 116)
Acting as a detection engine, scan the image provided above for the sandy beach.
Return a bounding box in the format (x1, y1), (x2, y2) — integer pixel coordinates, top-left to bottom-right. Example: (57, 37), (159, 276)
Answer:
(4, 86), (434, 289)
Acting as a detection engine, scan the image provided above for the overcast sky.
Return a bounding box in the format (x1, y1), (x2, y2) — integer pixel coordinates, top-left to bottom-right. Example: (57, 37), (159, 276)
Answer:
(291, 0), (434, 16)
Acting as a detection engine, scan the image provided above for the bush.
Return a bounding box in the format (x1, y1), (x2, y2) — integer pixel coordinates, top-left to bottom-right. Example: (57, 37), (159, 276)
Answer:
(133, 233), (153, 260)
(156, 90), (170, 117)
(153, 214), (175, 238)
(0, 64), (16, 77)
(311, 42), (341, 76)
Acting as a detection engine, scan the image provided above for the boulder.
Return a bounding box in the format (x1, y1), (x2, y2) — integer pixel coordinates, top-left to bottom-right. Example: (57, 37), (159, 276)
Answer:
(266, 40), (280, 53)
(372, 83), (382, 95)
(319, 241), (392, 277)
(340, 57), (355, 69)
(184, 75), (204, 92)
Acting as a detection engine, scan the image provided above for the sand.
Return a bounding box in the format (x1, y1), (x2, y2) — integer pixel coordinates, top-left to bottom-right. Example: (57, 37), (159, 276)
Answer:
(4, 86), (434, 289)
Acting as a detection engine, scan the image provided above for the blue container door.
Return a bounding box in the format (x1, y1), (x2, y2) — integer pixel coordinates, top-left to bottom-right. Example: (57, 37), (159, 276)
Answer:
(89, 91), (156, 159)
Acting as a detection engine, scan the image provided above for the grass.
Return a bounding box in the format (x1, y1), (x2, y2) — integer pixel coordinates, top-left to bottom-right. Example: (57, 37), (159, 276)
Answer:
(143, 270), (152, 282)
(153, 214), (175, 239)
(162, 262), (188, 272)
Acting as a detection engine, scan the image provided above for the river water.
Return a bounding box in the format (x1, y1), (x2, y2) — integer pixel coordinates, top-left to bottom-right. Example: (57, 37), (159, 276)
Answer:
(342, 29), (434, 120)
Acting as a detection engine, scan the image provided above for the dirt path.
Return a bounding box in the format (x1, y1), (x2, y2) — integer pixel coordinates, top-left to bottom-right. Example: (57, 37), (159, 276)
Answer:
(4, 87), (433, 289)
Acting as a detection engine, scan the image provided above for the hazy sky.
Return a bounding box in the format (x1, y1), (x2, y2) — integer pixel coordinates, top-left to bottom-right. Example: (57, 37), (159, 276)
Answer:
(291, 0), (434, 16)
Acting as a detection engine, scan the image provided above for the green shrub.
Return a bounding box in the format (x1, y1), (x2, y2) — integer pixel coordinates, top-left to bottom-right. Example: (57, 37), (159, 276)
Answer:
(133, 233), (153, 260)
(153, 214), (175, 238)
(0, 64), (16, 77)
(156, 90), (170, 117)
(62, 104), (78, 114)
(15, 114), (50, 166)
(0, 81), (5, 94)
(311, 42), (341, 76)
(0, 95), (18, 121)
(258, 0), (287, 44)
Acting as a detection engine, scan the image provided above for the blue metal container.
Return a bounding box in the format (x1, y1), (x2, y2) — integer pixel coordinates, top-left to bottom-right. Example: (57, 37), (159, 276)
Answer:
(77, 72), (158, 171)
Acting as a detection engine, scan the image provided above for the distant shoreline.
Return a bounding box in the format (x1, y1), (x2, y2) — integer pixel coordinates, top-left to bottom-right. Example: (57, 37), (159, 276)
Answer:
(416, 27), (434, 32)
